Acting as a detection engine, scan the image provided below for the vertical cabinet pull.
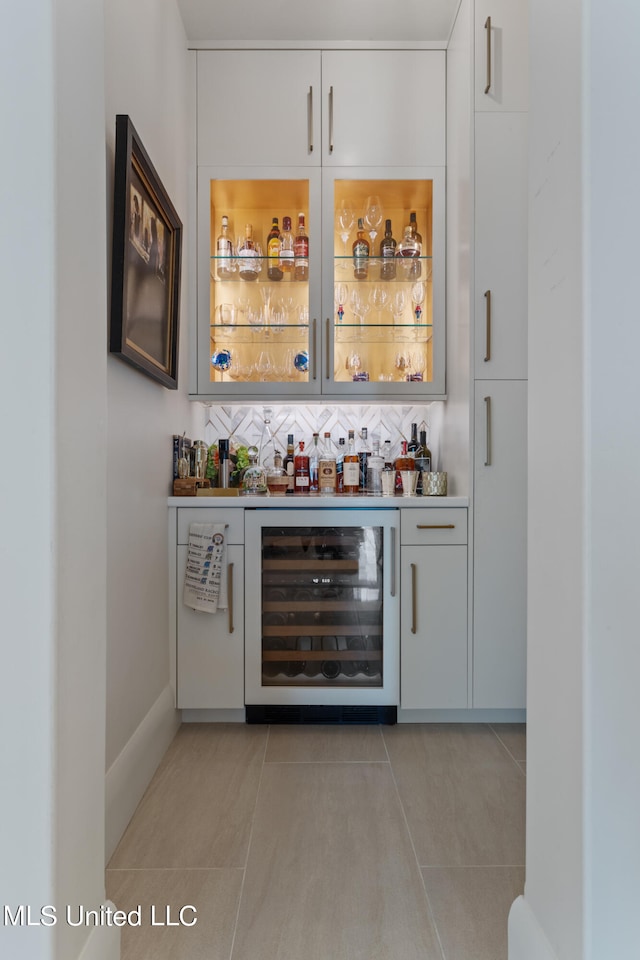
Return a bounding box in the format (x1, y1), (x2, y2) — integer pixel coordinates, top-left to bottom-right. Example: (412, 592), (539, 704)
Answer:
(484, 395), (492, 466)
(484, 289), (491, 361)
(484, 16), (492, 94)
(329, 85), (334, 154)
(307, 86), (313, 153)
(325, 319), (331, 379)
(312, 318), (317, 380)
(411, 563), (417, 634)
(227, 562), (234, 634)
(390, 527), (397, 597)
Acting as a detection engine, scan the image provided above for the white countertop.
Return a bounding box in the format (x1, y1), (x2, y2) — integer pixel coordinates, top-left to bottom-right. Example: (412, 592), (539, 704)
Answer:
(168, 494), (468, 508)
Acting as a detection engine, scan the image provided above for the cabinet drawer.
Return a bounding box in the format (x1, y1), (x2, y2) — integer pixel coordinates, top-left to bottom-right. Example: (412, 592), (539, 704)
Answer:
(400, 508), (467, 545)
(177, 508), (244, 545)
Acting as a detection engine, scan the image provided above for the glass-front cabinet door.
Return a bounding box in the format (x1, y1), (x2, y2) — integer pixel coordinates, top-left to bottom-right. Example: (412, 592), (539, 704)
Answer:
(195, 167), (322, 398)
(245, 509), (399, 707)
(321, 167), (445, 397)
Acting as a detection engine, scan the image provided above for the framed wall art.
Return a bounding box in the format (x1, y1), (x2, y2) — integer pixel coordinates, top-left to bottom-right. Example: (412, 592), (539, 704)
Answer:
(110, 114), (182, 388)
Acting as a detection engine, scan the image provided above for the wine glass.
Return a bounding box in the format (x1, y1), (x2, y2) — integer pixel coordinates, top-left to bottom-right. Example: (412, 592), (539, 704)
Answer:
(369, 285), (388, 317)
(411, 281), (426, 319)
(255, 350), (272, 381)
(334, 282), (348, 322)
(391, 289), (408, 340)
(363, 195), (384, 254)
(336, 200), (356, 265)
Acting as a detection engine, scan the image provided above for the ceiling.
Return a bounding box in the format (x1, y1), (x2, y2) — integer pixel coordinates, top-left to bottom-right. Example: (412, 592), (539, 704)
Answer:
(176, 0), (462, 45)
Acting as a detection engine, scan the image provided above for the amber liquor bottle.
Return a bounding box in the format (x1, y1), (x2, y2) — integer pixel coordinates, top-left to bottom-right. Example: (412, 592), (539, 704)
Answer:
(294, 440), (310, 494)
(343, 430), (360, 494)
(293, 213), (309, 281)
(394, 439), (415, 493)
(266, 216), (283, 281)
(379, 219), (397, 280)
(352, 218), (370, 280)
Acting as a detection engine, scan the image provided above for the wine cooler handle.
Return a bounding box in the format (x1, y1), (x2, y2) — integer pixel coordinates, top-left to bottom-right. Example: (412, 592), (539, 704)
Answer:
(390, 527), (397, 597)
(329, 85), (334, 154)
(417, 524), (455, 530)
(227, 562), (234, 634)
(312, 318), (317, 380)
(411, 563), (417, 635)
(484, 395), (492, 466)
(484, 16), (492, 94)
(325, 318), (331, 379)
(308, 86), (313, 153)
(484, 289), (491, 362)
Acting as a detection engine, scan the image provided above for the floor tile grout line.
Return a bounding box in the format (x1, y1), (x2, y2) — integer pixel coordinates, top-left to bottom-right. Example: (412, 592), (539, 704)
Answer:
(488, 723), (526, 770)
(420, 863), (526, 870)
(226, 725), (271, 960)
(380, 728), (448, 960)
(263, 758), (390, 765)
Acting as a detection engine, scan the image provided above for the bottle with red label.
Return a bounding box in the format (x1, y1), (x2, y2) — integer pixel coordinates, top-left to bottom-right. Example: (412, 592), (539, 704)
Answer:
(294, 440), (310, 494)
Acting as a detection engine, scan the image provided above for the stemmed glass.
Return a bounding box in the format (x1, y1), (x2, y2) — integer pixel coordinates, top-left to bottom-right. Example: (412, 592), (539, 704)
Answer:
(391, 289), (407, 340)
(336, 200), (356, 267)
(363, 195), (384, 255)
(255, 350), (272, 381)
(334, 283), (348, 322)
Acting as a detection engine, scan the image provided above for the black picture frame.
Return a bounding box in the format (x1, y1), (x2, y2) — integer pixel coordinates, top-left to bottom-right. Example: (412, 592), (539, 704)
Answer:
(110, 115), (182, 389)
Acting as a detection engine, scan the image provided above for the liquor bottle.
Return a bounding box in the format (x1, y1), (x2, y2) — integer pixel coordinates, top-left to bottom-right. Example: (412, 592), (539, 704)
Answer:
(308, 432), (320, 494)
(336, 437), (345, 494)
(383, 439), (394, 470)
(367, 439), (384, 495)
(396, 225), (420, 271)
(216, 215), (233, 280)
(238, 223), (259, 281)
(358, 427), (371, 493)
(379, 218), (397, 280)
(420, 427), (432, 471)
(283, 433), (295, 494)
(409, 211), (423, 279)
(395, 439), (415, 493)
(278, 216), (294, 275)
(343, 430), (360, 494)
(319, 431), (337, 497)
(266, 216), (283, 281)
(294, 212), (309, 281)
(408, 422), (419, 457)
(294, 440), (310, 494)
(352, 217), (370, 280)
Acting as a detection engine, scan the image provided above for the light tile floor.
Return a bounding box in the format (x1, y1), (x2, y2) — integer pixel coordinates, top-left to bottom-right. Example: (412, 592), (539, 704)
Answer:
(107, 722), (525, 960)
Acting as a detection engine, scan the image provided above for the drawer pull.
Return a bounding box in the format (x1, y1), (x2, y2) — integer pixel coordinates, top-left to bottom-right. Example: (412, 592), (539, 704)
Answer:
(390, 527), (397, 597)
(416, 524), (455, 530)
(484, 16), (492, 94)
(227, 562), (234, 634)
(411, 562), (417, 634)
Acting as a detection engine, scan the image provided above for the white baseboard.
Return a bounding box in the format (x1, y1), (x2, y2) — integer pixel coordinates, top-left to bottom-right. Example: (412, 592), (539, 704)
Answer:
(509, 896), (559, 960)
(105, 686), (181, 862)
(77, 905), (120, 960)
(398, 708), (526, 723)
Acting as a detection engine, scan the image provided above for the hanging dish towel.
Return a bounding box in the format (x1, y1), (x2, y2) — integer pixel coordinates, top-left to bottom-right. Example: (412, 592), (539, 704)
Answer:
(183, 522), (228, 613)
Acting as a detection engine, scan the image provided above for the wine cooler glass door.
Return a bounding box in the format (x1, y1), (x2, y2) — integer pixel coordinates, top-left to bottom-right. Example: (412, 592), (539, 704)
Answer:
(245, 509), (399, 706)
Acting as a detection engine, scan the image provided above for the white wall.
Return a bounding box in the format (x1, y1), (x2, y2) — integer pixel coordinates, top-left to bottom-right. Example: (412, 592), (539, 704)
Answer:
(1, 0), (117, 957)
(512, 0), (640, 958)
(104, 0), (196, 773)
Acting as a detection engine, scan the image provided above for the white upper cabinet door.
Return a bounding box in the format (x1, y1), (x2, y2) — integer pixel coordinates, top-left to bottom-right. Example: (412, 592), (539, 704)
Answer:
(474, 112), (528, 379)
(473, 379), (527, 710)
(197, 51), (321, 166)
(475, 0), (529, 111)
(321, 51), (446, 167)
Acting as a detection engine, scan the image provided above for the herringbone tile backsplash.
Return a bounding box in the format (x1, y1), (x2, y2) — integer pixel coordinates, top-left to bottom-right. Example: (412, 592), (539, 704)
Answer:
(202, 402), (444, 470)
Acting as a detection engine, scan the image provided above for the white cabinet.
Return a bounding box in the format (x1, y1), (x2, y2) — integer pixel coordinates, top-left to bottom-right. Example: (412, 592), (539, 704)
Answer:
(474, 112), (528, 379)
(174, 510), (244, 710)
(474, 0), (529, 111)
(400, 509), (468, 709)
(321, 51), (446, 167)
(195, 50), (445, 168)
(196, 51), (321, 166)
(472, 380), (527, 708)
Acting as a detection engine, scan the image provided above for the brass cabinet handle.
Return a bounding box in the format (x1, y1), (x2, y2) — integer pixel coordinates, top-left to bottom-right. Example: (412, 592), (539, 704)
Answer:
(416, 524), (455, 530)
(484, 395), (492, 466)
(390, 527), (397, 597)
(484, 289), (491, 361)
(325, 318), (331, 379)
(308, 86), (313, 153)
(227, 562), (234, 634)
(484, 17), (492, 94)
(329, 85), (334, 154)
(411, 563), (417, 634)
(312, 318), (317, 380)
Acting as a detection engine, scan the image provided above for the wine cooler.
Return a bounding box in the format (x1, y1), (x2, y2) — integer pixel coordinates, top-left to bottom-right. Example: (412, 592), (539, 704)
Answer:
(244, 509), (399, 714)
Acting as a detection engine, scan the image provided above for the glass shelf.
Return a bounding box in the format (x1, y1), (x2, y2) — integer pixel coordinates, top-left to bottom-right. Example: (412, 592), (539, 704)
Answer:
(210, 322), (309, 344)
(210, 256), (309, 284)
(333, 256), (432, 283)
